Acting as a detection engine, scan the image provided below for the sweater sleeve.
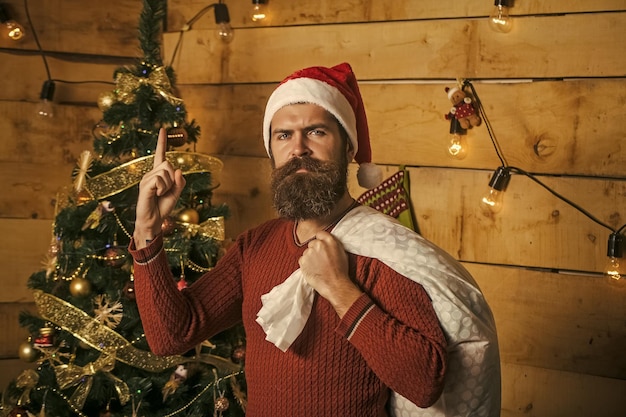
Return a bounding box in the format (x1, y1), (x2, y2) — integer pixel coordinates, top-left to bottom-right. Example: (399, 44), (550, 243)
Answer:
(129, 234), (244, 356)
(335, 259), (448, 408)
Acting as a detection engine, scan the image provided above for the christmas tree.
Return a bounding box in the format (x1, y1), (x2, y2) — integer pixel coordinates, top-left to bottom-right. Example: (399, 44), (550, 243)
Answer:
(1, 1), (246, 416)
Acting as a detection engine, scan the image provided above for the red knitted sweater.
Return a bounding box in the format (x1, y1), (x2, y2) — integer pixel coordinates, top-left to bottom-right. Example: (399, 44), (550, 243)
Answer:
(130, 216), (447, 417)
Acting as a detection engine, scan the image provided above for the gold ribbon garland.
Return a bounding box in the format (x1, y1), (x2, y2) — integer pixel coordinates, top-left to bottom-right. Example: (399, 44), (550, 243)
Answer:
(33, 290), (186, 372)
(85, 151), (223, 200)
(33, 290), (241, 373)
(115, 66), (183, 105)
(178, 216), (225, 241)
(15, 369), (39, 406)
(55, 354), (131, 409)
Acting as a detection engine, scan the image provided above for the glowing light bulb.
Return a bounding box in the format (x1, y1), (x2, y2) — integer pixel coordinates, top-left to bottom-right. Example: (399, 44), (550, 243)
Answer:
(480, 167), (511, 214)
(489, 0), (513, 33)
(447, 118), (468, 159)
(606, 233), (624, 280)
(0, 4), (25, 40)
(37, 80), (55, 118)
(251, 0), (268, 22)
(214, 3), (234, 43)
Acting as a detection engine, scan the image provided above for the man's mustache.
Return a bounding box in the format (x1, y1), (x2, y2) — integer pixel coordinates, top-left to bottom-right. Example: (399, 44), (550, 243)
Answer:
(279, 156), (326, 176)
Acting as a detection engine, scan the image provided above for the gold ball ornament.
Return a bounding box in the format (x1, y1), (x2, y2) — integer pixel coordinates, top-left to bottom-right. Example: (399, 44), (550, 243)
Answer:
(18, 340), (39, 362)
(97, 91), (116, 111)
(70, 276), (92, 297)
(166, 125), (188, 147)
(176, 208), (199, 224)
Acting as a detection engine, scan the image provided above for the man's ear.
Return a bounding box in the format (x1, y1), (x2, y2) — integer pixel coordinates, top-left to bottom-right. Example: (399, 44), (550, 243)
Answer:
(346, 142), (356, 163)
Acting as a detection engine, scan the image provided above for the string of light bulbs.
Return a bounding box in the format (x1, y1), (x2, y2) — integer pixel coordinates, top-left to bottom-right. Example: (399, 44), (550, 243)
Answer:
(21, 0), (56, 118)
(464, 79), (625, 280)
(15, 0), (119, 119)
(0, 2), (25, 40)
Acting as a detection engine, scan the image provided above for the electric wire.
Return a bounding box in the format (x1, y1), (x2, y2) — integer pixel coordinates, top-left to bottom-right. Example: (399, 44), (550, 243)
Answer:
(465, 79), (624, 236)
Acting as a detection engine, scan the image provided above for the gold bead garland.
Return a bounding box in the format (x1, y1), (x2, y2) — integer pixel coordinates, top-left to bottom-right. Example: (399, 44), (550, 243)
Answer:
(160, 370), (244, 417)
(34, 385), (88, 417)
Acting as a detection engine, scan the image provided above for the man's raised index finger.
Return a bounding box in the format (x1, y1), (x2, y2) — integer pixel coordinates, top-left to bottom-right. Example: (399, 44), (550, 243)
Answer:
(154, 128), (167, 167)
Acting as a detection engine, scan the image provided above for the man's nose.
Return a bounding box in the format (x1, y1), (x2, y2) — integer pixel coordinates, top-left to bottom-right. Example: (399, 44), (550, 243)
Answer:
(290, 132), (311, 157)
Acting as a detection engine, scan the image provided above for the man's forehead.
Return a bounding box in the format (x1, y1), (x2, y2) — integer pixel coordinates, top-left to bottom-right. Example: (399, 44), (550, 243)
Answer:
(271, 103), (336, 127)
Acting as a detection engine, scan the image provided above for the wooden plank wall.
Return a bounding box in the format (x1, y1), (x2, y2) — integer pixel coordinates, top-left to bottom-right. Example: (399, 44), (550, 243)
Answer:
(0, 1), (625, 416)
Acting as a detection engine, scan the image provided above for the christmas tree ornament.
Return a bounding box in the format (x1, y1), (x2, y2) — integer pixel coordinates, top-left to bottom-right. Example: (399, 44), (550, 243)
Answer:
(33, 327), (55, 348)
(161, 364), (188, 401)
(103, 246), (127, 268)
(7, 406), (30, 417)
(47, 235), (60, 257)
(82, 201), (114, 231)
(230, 345), (246, 364)
(69, 276), (92, 297)
(93, 294), (124, 329)
(177, 258), (188, 290)
(161, 216), (177, 236)
(176, 208), (200, 224)
(73, 150), (94, 193)
(176, 278), (188, 291)
(123, 279), (136, 301)
(18, 339), (40, 362)
(75, 189), (93, 205)
(214, 395), (230, 413)
(166, 123), (188, 147)
(97, 91), (116, 111)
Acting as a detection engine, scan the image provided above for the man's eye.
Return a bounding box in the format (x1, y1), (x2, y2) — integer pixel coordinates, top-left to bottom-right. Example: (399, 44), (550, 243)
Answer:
(309, 129), (325, 136)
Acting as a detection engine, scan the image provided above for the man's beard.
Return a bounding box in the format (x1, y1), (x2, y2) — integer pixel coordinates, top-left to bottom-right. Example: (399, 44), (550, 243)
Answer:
(270, 155), (348, 221)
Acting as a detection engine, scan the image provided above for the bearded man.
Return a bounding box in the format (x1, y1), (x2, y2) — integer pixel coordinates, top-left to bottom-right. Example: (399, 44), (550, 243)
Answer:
(130, 63), (500, 417)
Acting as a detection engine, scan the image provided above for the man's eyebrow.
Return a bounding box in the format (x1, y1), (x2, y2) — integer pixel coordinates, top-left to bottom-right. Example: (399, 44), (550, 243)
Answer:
(271, 127), (293, 136)
(271, 123), (332, 135)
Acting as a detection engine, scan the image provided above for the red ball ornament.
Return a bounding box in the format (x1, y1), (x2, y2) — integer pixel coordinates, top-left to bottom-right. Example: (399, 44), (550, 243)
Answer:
(230, 345), (246, 364)
(166, 125), (188, 147)
(214, 396), (230, 412)
(8, 406), (30, 417)
(104, 247), (127, 268)
(177, 278), (188, 291)
(161, 216), (177, 236)
(123, 280), (136, 301)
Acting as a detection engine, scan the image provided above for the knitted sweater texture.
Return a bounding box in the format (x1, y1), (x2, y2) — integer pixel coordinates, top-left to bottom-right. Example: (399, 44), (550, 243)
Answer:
(130, 215), (447, 417)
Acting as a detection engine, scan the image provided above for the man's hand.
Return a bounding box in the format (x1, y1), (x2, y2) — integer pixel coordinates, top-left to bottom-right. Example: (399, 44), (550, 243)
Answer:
(134, 128), (186, 249)
(299, 231), (363, 318)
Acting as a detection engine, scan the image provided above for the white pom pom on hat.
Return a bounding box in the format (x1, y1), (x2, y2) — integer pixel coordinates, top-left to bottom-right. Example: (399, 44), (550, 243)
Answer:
(263, 62), (383, 189)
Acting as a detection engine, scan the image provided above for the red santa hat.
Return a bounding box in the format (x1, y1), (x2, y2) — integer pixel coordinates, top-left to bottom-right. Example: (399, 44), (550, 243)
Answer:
(263, 62), (383, 189)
